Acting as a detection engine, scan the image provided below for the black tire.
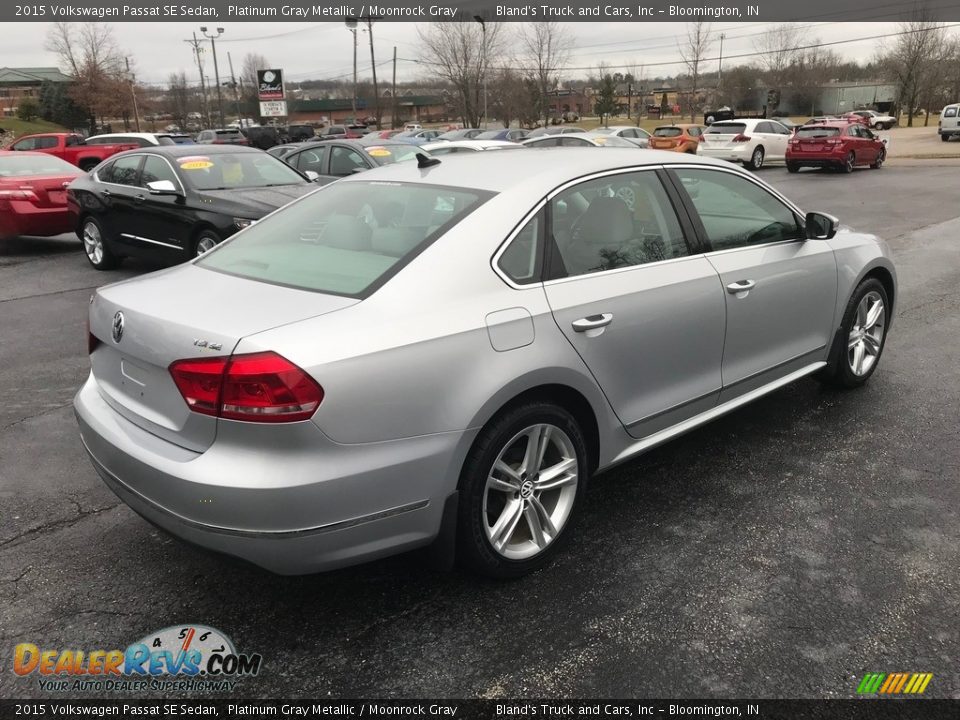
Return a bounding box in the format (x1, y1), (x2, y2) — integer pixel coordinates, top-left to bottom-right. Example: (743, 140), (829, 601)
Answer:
(192, 229), (221, 258)
(817, 278), (890, 389)
(80, 216), (120, 270)
(786, 162), (800, 173)
(941, 134), (950, 142)
(870, 148), (885, 169)
(746, 145), (765, 170)
(843, 151), (856, 173)
(457, 402), (589, 579)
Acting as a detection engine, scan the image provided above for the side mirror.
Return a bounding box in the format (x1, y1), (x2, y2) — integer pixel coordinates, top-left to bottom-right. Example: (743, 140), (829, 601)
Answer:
(805, 211), (839, 240)
(146, 180), (180, 195)
(303, 170), (320, 181)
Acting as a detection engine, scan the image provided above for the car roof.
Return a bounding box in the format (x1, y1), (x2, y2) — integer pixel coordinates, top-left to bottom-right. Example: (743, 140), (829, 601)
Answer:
(655, 124), (699, 129)
(87, 132), (160, 140)
(116, 144), (263, 157)
(421, 140), (520, 151)
(799, 121), (852, 129)
(339, 147), (738, 193)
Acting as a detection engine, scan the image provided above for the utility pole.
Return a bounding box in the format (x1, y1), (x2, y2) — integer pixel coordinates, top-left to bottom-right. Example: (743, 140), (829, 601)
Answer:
(227, 52), (243, 126)
(718, 32), (726, 92)
(346, 19), (358, 120)
(366, 18), (380, 128)
(186, 33), (210, 127)
(125, 57), (141, 132)
(201, 26), (225, 127)
(391, 46), (397, 129)
(473, 15), (487, 129)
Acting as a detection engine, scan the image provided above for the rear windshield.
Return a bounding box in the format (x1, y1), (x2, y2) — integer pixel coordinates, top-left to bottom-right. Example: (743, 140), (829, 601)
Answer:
(0, 154), (82, 177)
(944, 107), (958, 118)
(175, 152), (306, 190)
(198, 181), (493, 297)
(653, 127), (682, 137)
(795, 127), (841, 138)
(704, 123), (746, 134)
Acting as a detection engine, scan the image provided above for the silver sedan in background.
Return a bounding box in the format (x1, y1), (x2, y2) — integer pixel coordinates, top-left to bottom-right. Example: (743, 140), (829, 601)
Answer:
(75, 150), (896, 578)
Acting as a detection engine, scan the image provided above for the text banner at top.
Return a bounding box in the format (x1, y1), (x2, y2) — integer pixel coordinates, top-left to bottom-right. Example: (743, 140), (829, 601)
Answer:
(7, 0), (960, 23)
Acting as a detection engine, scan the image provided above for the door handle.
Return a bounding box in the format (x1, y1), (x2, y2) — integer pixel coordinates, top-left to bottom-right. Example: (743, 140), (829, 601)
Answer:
(726, 280), (756, 294)
(134, 195), (145, 203)
(101, 189), (112, 197)
(572, 313), (613, 332)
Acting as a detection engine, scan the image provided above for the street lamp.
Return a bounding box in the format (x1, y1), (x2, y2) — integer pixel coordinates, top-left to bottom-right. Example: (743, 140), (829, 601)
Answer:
(200, 26), (225, 127)
(473, 15), (487, 130)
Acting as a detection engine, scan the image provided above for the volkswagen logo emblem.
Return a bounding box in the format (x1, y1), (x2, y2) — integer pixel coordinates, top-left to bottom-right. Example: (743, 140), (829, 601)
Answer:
(111, 311), (125, 344)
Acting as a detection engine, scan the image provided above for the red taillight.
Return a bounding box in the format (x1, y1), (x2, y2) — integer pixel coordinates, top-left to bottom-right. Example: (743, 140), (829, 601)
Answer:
(169, 352), (323, 423)
(824, 138), (841, 145)
(732, 134), (751, 143)
(0, 188), (38, 201)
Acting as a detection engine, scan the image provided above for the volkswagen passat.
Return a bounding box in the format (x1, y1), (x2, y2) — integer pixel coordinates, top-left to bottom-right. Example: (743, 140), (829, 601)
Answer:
(75, 150), (896, 578)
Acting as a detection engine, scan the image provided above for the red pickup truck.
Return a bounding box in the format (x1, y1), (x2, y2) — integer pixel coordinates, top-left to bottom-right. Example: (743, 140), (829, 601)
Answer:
(8, 133), (138, 172)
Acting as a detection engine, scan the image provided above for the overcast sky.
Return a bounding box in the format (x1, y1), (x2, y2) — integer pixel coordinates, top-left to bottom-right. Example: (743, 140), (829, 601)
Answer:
(7, 21), (897, 88)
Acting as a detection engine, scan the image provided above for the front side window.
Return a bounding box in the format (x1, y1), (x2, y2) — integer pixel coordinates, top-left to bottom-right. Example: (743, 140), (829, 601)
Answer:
(140, 156), (179, 187)
(549, 170), (690, 279)
(294, 147), (327, 175)
(329, 146), (369, 176)
(11, 137), (36, 151)
(199, 181), (492, 296)
(673, 168), (802, 251)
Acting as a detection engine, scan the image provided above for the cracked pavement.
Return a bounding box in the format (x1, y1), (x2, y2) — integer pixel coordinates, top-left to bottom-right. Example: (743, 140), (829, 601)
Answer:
(0, 165), (957, 700)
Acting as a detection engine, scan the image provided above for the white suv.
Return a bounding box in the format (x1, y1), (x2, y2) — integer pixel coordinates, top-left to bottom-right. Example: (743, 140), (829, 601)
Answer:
(939, 104), (959, 142)
(697, 118), (793, 170)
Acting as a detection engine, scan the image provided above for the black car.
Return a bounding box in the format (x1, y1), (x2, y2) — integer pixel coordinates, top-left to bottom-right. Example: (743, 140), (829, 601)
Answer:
(68, 145), (316, 270)
(281, 140), (426, 183)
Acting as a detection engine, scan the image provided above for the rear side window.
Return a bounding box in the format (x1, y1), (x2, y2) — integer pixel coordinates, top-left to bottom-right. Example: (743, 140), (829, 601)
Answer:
(199, 181), (493, 297)
(498, 210), (544, 284)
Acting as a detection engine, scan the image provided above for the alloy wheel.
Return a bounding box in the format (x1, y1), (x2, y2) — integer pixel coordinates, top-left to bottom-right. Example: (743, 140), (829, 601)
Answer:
(845, 152), (855, 172)
(196, 236), (218, 256)
(752, 147), (764, 168)
(847, 291), (885, 376)
(482, 424), (579, 560)
(82, 222), (103, 265)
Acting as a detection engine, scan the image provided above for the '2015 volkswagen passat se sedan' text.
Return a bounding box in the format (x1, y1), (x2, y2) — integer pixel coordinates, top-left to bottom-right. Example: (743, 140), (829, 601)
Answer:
(75, 149), (896, 578)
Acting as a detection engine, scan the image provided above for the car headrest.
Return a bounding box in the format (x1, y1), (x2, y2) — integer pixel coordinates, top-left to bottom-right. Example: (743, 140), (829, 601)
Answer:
(577, 197), (633, 245)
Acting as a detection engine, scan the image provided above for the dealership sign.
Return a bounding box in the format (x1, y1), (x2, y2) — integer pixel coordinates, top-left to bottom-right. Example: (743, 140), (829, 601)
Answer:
(257, 69), (284, 100)
(259, 101), (288, 117)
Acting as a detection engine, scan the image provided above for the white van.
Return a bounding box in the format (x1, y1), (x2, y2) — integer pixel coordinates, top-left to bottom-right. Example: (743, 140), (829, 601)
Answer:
(939, 103), (959, 141)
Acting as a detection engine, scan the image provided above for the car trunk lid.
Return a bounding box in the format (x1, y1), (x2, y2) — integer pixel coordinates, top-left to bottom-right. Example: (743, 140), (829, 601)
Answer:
(0, 175), (76, 208)
(702, 123), (747, 148)
(89, 264), (357, 451)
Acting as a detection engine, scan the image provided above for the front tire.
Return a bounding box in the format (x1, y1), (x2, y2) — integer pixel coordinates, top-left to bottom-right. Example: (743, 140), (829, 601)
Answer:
(941, 134), (950, 142)
(818, 278), (889, 388)
(457, 402), (588, 578)
(80, 217), (119, 270)
(746, 145), (765, 170)
(192, 229), (221, 258)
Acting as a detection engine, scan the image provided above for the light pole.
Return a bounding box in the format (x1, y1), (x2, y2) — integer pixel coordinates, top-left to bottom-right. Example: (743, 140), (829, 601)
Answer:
(200, 26), (225, 127)
(718, 32), (726, 93)
(346, 19), (358, 120)
(473, 15), (487, 130)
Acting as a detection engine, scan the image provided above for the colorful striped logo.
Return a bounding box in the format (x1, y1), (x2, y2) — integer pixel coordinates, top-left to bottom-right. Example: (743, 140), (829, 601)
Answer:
(857, 672), (933, 694)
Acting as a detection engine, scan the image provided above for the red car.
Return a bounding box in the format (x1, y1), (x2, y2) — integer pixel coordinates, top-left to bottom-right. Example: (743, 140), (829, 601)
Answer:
(0, 151), (83, 240)
(786, 122), (886, 173)
(840, 112), (871, 126)
(8, 133), (137, 171)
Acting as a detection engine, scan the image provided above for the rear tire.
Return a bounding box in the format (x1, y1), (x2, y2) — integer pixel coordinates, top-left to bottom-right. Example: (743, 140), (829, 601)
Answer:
(941, 134), (950, 142)
(817, 278), (889, 389)
(457, 402), (588, 579)
(79, 160), (100, 173)
(80, 217), (120, 270)
(786, 162), (800, 173)
(746, 145), (765, 170)
(843, 151), (856, 173)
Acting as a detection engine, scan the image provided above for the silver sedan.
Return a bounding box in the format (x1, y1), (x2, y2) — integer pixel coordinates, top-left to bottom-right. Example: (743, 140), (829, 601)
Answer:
(75, 149), (896, 578)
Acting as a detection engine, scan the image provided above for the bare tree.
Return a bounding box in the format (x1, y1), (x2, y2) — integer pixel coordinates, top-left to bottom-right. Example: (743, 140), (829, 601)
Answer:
(787, 44), (842, 116)
(678, 22), (713, 122)
(519, 22), (571, 125)
(753, 24), (800, 92)
(877, 8), (948, 126)
(167, 72), (191, 131)
(417, 21), (503, 128)
(239, 53), (270, 119)
(45, 22), (126, 133)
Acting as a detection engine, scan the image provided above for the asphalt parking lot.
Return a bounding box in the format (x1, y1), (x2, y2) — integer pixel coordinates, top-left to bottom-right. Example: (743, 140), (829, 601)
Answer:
(1, 161), (958, 700)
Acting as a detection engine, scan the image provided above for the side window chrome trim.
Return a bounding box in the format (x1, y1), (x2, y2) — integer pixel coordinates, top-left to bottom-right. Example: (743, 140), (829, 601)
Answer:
(542, 252), (709, 287)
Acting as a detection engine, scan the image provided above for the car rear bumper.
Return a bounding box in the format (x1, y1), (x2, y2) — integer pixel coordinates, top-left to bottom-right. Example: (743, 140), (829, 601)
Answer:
(74, 372), (473, 574)
(698, 145), (751, 163)
(939, 129), (960, 136)
(0, 204), (73, 239)
(786, 149), (846, 167)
